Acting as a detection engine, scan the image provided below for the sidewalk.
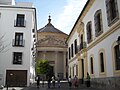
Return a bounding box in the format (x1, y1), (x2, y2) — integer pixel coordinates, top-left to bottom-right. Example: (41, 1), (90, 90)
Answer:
(2, 81), (102, 90)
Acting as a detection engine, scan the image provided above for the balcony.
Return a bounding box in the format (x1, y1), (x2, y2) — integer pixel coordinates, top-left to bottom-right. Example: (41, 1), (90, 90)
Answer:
(77, 42), (86, 52)
(14, 20), (26, 27)
(12, 39), (25, 47)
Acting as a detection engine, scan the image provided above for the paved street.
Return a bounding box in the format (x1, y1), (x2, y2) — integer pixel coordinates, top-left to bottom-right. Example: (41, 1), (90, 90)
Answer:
(2, 81), (102, 90)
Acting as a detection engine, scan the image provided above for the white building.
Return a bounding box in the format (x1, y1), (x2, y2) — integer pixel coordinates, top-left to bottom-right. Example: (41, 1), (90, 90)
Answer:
(67, 0), (120, 89)
(0, 0), (37, 87)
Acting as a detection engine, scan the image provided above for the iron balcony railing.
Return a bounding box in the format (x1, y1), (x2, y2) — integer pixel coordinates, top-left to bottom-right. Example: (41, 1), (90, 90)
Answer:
(77, 42), (87, 52)
(14, 20), (26, 27)
(12, 39), (25, 47)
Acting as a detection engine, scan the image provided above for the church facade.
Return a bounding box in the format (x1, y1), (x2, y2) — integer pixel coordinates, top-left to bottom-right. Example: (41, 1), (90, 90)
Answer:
(37, 16), (68, 79)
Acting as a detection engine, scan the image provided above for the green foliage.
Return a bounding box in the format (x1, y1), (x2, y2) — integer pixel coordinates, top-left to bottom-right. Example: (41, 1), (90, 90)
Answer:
(36, 59), (53, 75)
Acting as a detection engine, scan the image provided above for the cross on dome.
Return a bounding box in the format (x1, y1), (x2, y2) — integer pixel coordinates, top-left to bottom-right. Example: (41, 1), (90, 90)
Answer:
(48, 15), (51, 23)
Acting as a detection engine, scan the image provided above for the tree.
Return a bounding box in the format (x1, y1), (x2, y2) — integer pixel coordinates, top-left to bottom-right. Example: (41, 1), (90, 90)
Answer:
(36, 60), (53, 77)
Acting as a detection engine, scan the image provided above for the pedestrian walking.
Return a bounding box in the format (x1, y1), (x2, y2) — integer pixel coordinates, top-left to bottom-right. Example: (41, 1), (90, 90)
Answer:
(52, 75), (55, 88)
(47, 76), (51, 88)
(68, 75), (72, 88)
(73, 75), (79, 88)
(57, 75), (61, 88)
(86, 72), (91, 87)
(36, 75), (40, 88)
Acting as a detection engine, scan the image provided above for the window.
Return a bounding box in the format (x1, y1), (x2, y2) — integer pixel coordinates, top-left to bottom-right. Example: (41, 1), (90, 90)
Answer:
(100, 52), (105, 72)
(13, 52), (22, 64)
(80, 35), (83, 49)
(80, 34), (86, 50)
(32, 29), (35, 33)
(15, 14), (25, 27)
(73, 66), (74, 77)
(90, 57), (94, 74)
(69, 47), (71, 59)
(33, 34), (35, 38)
(70, 67), (71, 76)
(0, 12), (1, 18)
(81, 34), (83, 43)
(71, 44), (73, 57)
(13, 33), (24, 46)
(76, 65), (78, 76)
(74, 39), (77, 54)
(94, 10), (103, 37)
(106, 0), (119, 26)
(86, 21), (92, 43)
(114, 45), (120, 70)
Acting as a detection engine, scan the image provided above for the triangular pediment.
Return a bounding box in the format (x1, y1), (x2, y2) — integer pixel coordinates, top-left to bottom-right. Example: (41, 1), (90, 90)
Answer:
(37, 36), (66, 46)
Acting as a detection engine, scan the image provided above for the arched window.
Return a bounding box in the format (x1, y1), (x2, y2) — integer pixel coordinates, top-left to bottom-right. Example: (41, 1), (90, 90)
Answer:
(114, 45), (120, 70)
(0, 12), (1, 18)
(68, 47), (71, 59)
(73, 66), (74, 77)
(74, 39), (77, 54)
(80, 34), (83, 50)
(81, 34), (83, 43)
(76, 65), (78, 76)
(86, 21), (92, 43)
(70, 67), (71, 76)
(71, 44), (73, 57)
(90, 57), (94, 74)
(106, 0), (119, 26)
(99, 52), (105, 72)
(94, 9), (103, 37)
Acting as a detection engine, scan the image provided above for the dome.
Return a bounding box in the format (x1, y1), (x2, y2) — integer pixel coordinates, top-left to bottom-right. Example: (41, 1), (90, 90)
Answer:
(38, 16), (67, 35)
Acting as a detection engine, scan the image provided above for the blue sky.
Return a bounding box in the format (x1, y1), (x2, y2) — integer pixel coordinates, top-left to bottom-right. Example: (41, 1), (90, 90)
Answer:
(16, 0), (87, 34)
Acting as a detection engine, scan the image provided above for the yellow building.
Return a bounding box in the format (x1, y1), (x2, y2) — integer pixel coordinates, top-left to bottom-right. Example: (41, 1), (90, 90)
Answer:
(67, 0), (120, 89)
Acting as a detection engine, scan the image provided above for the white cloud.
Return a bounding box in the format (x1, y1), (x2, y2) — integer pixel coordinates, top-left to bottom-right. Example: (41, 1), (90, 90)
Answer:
(54, 0), (87, 34)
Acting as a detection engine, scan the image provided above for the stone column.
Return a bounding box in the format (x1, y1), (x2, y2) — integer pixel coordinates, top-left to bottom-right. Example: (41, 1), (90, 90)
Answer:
(84, 52), (88, 78)
(55, 51), (58, 77)
(78, 56), (82, 79)
(63, 51), (66, 79)
(77, 57), (80, 78)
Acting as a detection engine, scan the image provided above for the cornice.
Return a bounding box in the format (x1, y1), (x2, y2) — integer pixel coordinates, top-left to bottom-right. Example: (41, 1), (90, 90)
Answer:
(68, 55), (78, 64)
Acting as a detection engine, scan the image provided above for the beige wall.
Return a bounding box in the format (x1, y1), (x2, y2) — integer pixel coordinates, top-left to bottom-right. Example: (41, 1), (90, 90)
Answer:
(37, 32), (68, 79)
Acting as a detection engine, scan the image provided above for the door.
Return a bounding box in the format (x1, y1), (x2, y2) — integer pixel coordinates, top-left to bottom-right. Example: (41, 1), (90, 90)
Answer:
(81, 59), (84, 84)
(6, 70), (27, 87)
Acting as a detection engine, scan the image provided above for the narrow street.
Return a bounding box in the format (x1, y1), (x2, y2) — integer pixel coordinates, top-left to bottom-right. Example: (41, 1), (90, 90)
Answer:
(2, 81), (102, 90)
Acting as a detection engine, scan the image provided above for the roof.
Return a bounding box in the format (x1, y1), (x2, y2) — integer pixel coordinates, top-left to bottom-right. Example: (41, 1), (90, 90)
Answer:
(37, 16), (68, 35)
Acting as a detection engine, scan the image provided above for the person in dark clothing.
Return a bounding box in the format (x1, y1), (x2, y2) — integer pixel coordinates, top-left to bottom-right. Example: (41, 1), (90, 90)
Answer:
(86, 72), (90, 87)
(68, 75), (72, 88)
(47, 76), (51, 88)
(36, 75), (40, 88)
(52, 75), (55, 88)
(73, 75), (79, 88)
(57, 75), (61, 88)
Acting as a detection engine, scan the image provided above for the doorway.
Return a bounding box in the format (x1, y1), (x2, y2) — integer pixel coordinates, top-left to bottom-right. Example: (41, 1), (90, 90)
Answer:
(81, 59), (84, 84)
(6, 70), (27, 87)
